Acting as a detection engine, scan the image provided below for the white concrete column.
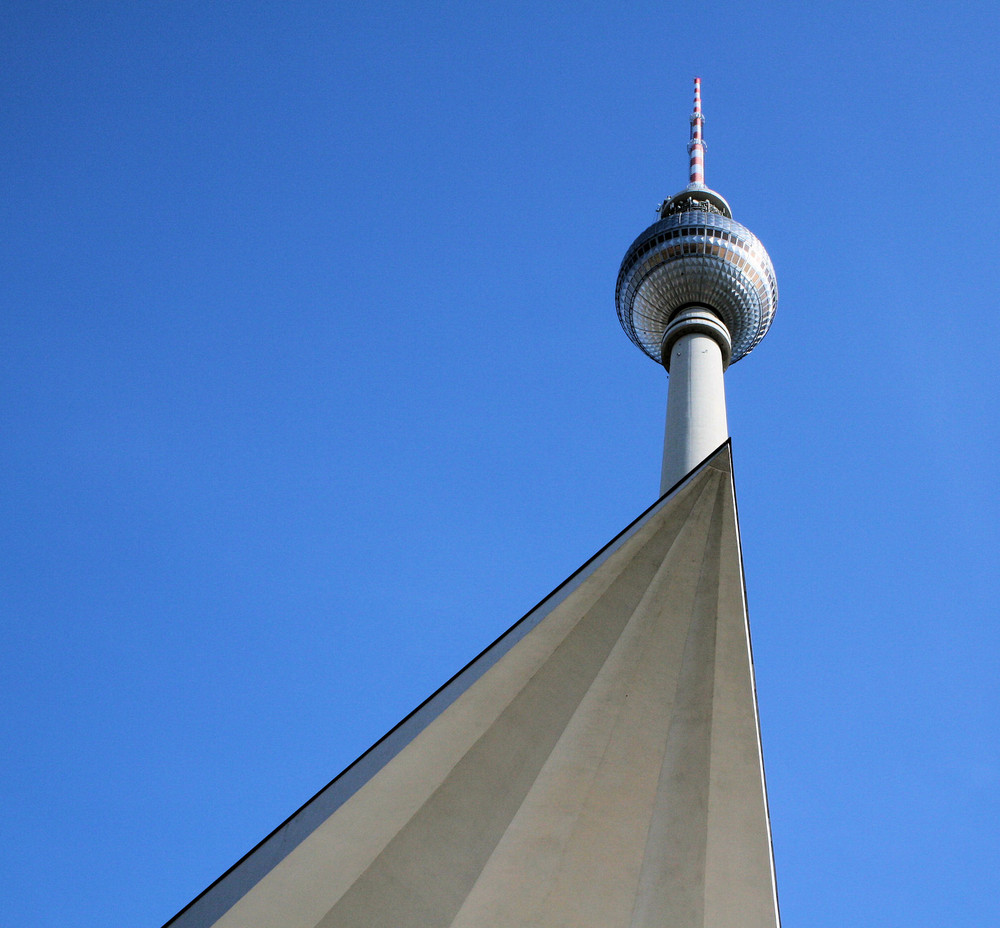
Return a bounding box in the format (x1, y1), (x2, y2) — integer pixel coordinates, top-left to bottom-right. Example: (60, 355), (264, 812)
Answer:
(660, 307), (732, 495)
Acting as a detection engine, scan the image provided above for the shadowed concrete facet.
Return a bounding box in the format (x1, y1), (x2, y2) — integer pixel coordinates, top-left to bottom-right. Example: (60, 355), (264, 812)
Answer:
(166, 444), (779, 928)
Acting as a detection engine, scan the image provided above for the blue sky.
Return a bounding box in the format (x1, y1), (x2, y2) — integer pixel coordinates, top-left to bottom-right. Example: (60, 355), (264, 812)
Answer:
(3, 3), (999, 925)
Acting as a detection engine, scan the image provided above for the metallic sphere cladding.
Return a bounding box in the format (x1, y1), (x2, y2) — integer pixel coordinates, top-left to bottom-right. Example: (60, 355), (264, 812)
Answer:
(616, 207), (778, 367)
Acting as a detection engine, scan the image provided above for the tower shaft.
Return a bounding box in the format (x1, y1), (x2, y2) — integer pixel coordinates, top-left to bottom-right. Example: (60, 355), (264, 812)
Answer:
(659, 305), (732, 493)
(661, 327), (729, 493)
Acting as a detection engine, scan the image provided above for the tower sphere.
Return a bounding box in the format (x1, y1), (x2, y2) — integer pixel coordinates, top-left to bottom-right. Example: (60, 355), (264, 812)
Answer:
(616, 83), (777, 368)
(616, 200), (778, 367)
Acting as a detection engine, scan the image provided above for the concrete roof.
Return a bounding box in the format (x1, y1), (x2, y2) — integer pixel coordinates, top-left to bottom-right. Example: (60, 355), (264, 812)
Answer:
(166, 442), (780, 928)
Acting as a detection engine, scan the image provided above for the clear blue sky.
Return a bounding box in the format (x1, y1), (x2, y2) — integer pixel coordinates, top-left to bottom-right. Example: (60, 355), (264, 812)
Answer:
(3, 3), (998, 926)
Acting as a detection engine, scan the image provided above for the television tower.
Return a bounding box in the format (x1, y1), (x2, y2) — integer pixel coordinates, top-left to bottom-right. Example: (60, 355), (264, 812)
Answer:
(617, 78), (778, 491)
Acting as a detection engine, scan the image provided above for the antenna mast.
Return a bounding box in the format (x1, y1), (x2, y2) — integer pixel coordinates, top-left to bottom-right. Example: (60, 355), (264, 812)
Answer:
(688, 76), (706, 187)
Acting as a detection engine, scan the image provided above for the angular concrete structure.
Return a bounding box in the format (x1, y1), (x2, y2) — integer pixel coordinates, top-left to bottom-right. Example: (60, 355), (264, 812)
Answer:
(165, 442), (780, 928)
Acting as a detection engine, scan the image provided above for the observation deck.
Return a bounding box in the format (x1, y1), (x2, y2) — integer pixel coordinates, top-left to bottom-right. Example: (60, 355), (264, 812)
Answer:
(615, 201), (778, 367)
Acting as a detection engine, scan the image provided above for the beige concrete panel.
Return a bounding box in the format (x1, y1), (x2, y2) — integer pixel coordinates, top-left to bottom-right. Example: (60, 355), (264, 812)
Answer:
(312, 479), (714, 928)
(168, 446), (775, 928)
(198, 480), (704, 928)
(523, 474), (723, 928)
(629, 475), (726, 928)
(702, 474), (780, 928)
(449, 472), (722, 927)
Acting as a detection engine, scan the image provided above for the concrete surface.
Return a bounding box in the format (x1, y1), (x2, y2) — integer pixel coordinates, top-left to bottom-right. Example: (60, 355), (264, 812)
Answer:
(166, 444), (779, 928)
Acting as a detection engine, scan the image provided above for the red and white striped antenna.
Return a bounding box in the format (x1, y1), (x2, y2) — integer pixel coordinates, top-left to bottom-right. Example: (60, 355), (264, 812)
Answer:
(656, 77), (731, 218)
(688, 77), (705, 186)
